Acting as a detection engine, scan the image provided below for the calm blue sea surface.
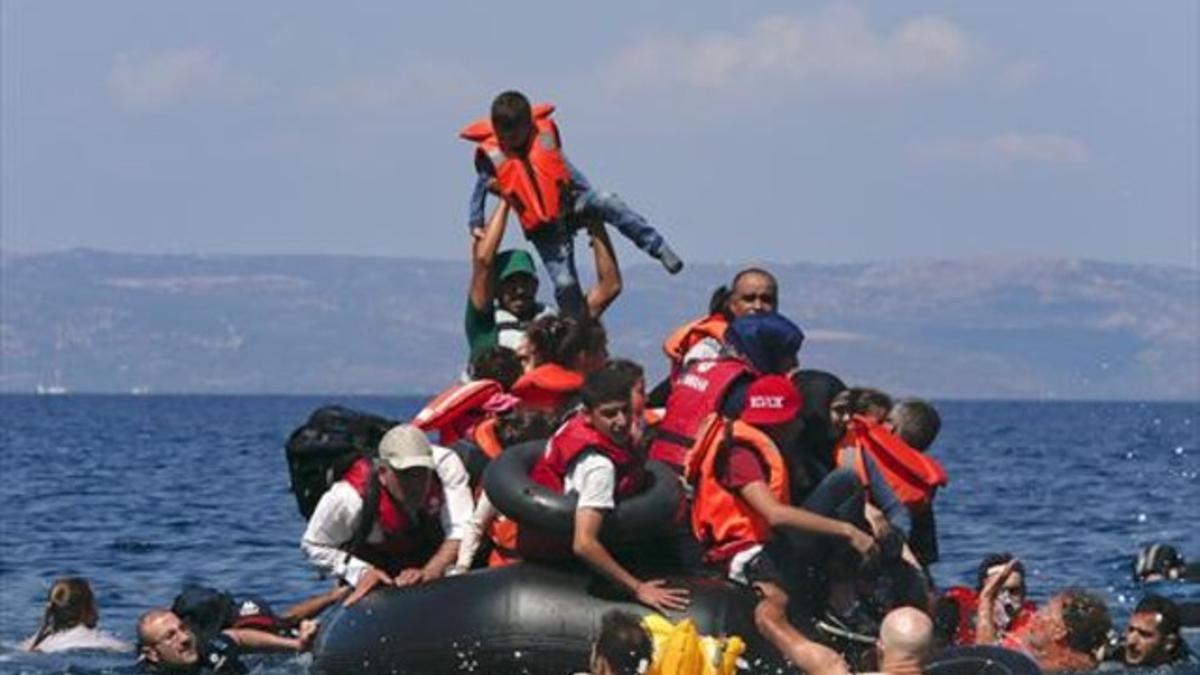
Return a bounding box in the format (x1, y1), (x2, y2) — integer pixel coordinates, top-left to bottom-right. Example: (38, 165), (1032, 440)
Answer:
(0, 396), (1197, 673)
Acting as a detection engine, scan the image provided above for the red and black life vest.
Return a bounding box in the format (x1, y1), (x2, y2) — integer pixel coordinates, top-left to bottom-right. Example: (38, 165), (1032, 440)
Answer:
(341, 457), (445, 572)
(519, 413), (646, 559)
(460, 103), (573, 234)
(648, 358), (754, 469)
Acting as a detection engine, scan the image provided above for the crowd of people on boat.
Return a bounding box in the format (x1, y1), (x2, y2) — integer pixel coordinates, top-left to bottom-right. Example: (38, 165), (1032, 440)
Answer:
(19, 91), (1198, 674)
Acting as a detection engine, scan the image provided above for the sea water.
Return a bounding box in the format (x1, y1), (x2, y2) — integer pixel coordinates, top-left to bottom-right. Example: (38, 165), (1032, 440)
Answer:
(0, 396), (1196, 674)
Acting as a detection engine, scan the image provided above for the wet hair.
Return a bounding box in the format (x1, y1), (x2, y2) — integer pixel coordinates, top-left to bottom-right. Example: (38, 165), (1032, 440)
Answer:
(708, 267), (779, 318)
(581, 367), (633, 409)
(889, 399), (941, 451)
(491, 90), (533, 135)
(1058, 588), (1112, 654)
(470, 346), (523, 391)
(30, 577), (99, 650)
(525, 315), (588, 368)
(594, 610), (653, 675)
(1134, 594), (1182, 644)
(975, 553), (1026, 593)
(495, 408), (554, 446)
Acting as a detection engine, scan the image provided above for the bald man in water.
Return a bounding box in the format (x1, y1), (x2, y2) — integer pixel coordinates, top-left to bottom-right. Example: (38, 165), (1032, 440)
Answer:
(869, 607), (935, 675)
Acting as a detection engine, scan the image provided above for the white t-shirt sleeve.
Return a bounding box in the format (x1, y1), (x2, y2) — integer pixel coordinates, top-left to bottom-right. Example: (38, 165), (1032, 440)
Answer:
(681, 336), (722, 367)
(564, 452), (617, 511)
(300, 482), (374, 586)
(433, 445), (475, 542)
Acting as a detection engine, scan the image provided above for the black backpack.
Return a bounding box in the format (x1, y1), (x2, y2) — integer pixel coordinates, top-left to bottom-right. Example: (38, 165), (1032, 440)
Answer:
(284, 405), (399, 519)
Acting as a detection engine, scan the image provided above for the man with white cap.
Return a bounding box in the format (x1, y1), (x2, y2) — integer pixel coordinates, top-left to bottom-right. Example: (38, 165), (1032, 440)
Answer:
(301, 424), (473, 606)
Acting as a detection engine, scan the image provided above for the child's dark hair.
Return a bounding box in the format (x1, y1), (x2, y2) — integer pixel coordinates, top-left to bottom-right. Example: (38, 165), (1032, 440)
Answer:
(832, 387), (893, 419)
(594, 610), (653, 675)
(581, 367), (633, 409)
(975, 553), (1026, 593)
(525, 315), (595, 369)
(495, 409), (554, 446)
(889, 398), (941, 451)
(491, 90), (533, 134)
(30, 577), (99, 650)
(469, 346), (523, 391)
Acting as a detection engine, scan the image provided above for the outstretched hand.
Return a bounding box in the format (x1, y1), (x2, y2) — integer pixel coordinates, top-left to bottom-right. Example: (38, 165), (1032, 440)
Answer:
(979, 559), (1019, 602)
(296, 620), (319, 652)
(342, 567), (394, 607)
(635, 579), (690, 614)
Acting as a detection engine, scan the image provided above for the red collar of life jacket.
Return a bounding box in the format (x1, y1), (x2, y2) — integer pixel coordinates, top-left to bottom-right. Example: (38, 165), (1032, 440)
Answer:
(530, 412), (645, 498)
(662, 313), (729, 374)
(686, 416), (790, 564)
(413, 379), (504, 445)
(649, 358), (754, 468)
(342, 457), (444, 538)
(460, 103), (572, 233)
(512, 363), (584, 414)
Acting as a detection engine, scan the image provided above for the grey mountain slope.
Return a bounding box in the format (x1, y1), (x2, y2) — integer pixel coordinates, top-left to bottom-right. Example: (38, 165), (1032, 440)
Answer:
(2, 249), (1196, 398)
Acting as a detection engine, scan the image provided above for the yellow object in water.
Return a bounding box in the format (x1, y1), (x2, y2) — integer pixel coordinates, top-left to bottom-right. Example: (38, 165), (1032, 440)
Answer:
(641, 614), (746, 675)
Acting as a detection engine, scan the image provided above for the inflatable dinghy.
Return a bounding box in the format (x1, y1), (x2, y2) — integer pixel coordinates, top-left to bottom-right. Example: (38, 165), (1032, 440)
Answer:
(311, 562), (789, 675)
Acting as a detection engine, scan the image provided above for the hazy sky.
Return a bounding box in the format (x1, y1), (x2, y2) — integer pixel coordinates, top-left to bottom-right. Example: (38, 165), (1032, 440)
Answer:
(2, 1), (1196, 266)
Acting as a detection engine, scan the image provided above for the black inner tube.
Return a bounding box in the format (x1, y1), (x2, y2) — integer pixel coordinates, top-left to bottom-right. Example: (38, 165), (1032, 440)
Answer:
(483, 439), (683, 542)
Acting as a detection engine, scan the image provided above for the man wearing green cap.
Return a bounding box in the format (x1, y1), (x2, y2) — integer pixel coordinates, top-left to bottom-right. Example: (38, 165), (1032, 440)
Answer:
(466, 200), (622, 360)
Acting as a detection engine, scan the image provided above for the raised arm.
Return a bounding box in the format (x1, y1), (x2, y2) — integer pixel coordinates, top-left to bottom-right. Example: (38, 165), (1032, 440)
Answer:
(584, 220), (622, 319)
(468, 200), (511, 313)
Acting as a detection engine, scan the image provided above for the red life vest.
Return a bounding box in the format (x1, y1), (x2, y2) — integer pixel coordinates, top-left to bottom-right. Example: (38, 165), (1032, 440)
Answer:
(836, 415), (948, 514)
(511, 363), (584, 415)
(413, 379), (504, 445)
(685, 415), (790, 565)
(460, 103), (573, 234)
(519, 413), (646, 560)
(942, 586), (1037, 646)
(662, 313), (729, 377)
(341, 457), (445, 571)
(649, 358), (754, 469)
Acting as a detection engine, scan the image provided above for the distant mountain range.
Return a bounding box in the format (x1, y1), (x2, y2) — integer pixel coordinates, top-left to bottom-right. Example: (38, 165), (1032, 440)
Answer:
(2, 249), (1197, 399)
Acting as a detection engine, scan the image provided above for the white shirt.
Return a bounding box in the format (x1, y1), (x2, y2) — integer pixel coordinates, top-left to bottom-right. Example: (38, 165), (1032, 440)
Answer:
(21, 625), (131, 653)
(564, 451), (617, 511)
(681, 336), (723, 369)
(301, 445), (474, 586)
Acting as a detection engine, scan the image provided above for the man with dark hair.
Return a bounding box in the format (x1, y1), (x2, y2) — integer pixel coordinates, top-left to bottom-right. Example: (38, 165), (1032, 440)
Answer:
(462, 89), (682, 319)
(887, 399), (941, 453)
(1119, 594), (1192, 667)
(977, 562), (1112, 671)
(521, 368), (690, 614)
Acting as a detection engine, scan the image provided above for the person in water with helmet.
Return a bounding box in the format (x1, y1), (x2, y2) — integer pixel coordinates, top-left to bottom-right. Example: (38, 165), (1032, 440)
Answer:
(465, 196), (623, 361)
(462, 90), (682, 318)
(686, 373), (878, 673)
(22, 577), (130, 653)
(519, 366), (691, 614)
(300, 424), (474, 607)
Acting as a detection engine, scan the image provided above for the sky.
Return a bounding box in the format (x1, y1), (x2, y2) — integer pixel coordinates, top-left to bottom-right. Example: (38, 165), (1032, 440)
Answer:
(2, 1), (1197, 267)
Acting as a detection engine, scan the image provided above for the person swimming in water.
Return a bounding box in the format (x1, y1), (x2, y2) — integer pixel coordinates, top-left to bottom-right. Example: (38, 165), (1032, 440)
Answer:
(1114, 594), (1196, 668)
(21, 577), (130, 653)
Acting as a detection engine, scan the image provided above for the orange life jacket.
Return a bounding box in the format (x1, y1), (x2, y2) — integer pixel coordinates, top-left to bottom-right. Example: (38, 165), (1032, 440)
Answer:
(413, 379), (504, 445)
(461, 418), (522, 567)
(836, 416), (948, 513)
(662, 313), (729, 377)
(470, 417), (504, 461)
(511, 363), (584, 415)
(685, 415), (790, 565)
(460, 103), (573, 234)
(649, 358), (754, 469)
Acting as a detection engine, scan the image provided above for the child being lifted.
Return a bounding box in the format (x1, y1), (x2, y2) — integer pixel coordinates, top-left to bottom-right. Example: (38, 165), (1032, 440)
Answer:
(462, 90), (684, 317)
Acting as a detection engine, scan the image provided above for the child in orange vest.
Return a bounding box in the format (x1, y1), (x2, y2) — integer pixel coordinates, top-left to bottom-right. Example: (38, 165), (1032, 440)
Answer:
(463, 90), (683, 317)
